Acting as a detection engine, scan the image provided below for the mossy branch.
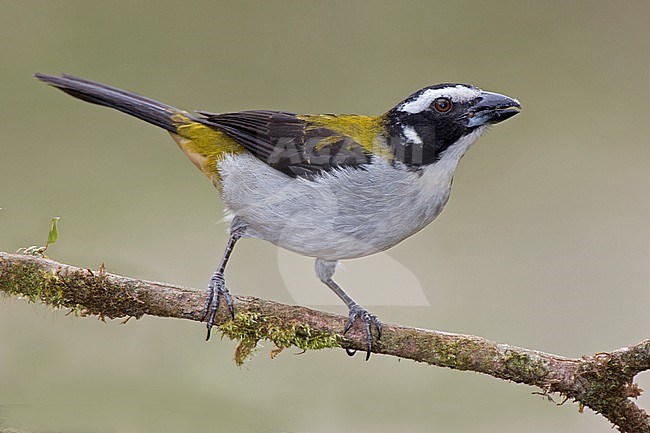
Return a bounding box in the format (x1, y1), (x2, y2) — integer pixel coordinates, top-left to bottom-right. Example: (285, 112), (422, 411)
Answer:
(1, 251), (648, 432)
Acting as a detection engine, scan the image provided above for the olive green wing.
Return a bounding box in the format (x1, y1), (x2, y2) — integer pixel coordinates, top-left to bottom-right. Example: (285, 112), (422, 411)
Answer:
(197, 110), (386, 178)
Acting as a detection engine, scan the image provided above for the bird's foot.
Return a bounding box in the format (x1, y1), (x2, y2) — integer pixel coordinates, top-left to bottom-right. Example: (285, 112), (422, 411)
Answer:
(344, 304), (382, 361)
(202, 273), (234, 341)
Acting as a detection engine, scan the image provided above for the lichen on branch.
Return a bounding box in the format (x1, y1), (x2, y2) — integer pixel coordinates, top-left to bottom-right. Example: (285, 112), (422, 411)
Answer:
(0, 252), (648, 433)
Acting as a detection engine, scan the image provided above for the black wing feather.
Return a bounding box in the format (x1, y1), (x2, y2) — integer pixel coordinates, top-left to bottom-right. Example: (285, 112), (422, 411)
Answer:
(198, 110), (372, 178)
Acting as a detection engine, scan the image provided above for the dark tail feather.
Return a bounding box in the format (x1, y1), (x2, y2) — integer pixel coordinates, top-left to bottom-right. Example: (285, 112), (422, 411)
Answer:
(35, 73), (181, 133)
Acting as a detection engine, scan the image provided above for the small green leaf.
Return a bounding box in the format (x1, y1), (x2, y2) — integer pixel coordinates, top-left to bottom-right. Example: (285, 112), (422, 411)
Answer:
(47, 217), (61, 246)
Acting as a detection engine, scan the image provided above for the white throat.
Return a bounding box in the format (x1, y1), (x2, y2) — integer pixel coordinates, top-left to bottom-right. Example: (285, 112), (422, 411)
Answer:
(418, 127), (486, 194)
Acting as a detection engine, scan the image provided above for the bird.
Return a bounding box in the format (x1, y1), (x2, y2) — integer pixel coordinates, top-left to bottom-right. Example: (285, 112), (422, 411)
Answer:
(36, 73), (521, 359)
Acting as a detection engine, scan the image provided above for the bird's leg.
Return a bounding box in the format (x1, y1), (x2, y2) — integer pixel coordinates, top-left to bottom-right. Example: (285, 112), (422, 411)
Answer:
(315, 259), (382, 360)
(203, 219), (246, 340)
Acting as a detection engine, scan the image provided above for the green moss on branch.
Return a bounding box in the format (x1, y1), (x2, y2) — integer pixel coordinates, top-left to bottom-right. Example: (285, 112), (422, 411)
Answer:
(218, 311), (339, 365)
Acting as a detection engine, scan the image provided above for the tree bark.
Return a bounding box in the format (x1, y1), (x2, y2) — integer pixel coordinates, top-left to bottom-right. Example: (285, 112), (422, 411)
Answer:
(1, 251), (648, 432)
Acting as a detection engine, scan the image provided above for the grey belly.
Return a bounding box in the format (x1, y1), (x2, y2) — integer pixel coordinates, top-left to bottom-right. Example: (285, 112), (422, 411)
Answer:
(218, 154), (449, 261)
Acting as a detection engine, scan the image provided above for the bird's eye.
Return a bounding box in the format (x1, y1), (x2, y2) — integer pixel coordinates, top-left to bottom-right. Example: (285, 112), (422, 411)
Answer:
(433, 98), (452, 113)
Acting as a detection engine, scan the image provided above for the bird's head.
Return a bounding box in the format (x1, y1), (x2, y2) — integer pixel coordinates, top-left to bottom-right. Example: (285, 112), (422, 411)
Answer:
(385, 84), (521, 166)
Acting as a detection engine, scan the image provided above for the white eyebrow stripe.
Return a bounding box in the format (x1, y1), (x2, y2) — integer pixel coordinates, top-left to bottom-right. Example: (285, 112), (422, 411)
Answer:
(398, 86), (481, 114)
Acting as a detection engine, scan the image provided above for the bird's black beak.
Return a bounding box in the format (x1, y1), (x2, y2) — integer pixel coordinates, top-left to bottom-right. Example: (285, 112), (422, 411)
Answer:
(466, 91), (521, 128)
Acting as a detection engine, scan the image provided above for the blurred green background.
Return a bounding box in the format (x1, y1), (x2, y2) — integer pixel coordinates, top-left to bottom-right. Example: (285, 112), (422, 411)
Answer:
(1, 1), (649, 432)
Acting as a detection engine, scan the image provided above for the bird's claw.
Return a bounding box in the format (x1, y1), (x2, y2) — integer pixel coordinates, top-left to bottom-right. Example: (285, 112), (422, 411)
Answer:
(202, 273), (234, 341)
(344, 304), (382, 361)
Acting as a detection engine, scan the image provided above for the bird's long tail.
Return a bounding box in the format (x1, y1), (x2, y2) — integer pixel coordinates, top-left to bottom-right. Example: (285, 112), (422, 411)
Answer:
(35, 73), (183, 133)
(35, 73), (245, 188)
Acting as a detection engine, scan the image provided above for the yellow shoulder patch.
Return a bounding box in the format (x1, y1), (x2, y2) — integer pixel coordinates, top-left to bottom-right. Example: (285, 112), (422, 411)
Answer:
(168, 112), (391, 188)
(170, 113), (245, 189)
(298, 114), (392, 161)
